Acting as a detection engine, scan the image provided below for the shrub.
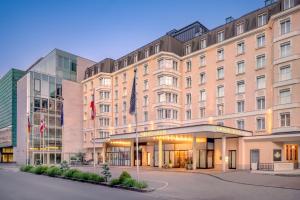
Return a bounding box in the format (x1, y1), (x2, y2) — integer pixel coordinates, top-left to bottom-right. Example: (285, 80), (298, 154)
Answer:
(31, 166), (48, 175)
(20, 165), (33, 172)
(72, 171), (85, 180)
(60, 161), (70, 171)
(134, 181), (148, 189)
(101, 163), (111, 182)
(88, 173), (105, 182)
(63, 169), (80, 178)
(110, 178), (120, 186)
(119, 171), (131, 184)
(122, 178), (137, 188)
(45, 166), (62, 177)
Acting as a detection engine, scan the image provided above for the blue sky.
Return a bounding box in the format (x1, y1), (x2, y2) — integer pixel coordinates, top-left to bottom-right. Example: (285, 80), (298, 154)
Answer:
(0, 0), (264, 76)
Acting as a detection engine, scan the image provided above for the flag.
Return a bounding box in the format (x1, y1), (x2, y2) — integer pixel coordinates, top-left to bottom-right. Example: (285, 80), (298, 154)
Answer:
(90, 93), (96, 120)
(60, 103), (64, 126)
(27, 116), (31, 133)
(40, 118), (46, 137)
(129, 70), (137, 115)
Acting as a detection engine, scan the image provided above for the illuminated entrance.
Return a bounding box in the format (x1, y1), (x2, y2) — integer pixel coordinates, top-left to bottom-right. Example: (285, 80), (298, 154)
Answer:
(0, 147), (14, 163)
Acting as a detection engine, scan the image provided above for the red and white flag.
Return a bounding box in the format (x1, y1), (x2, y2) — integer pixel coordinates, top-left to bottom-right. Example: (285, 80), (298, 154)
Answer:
(27, 116), (31, 134)
(40, 118), (46, 137)
(90, 93), (96, 120)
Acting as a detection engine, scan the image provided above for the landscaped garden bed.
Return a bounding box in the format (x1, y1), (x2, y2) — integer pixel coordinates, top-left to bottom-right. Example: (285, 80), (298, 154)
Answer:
(20, 164), (153, 192)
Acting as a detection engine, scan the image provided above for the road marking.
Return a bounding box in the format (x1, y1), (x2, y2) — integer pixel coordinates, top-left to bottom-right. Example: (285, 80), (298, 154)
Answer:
(146, 179), (169, 191)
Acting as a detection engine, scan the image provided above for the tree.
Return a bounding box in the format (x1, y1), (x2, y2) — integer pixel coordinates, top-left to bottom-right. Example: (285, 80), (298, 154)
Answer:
(101, 163), (111, 182)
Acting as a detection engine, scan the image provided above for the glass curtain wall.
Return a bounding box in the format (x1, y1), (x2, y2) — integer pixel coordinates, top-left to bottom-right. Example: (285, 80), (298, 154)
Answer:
(106, 147), (131, 166)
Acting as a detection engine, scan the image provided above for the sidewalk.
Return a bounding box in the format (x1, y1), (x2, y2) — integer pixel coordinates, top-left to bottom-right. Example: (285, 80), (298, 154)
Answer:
(251, 169), (300, 176)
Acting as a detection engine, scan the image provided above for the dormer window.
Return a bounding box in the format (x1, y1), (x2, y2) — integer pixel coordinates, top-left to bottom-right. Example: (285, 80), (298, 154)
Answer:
(114, 63), (118, 71)
(154, 43), (160, 54)
(257, 13), (267, 27)
(217, 30), (225, 43)
(144, 49), (149, 58)
(134, 54), (138, 63)
(124, 59), (128, 67)
(236, 23), (244, 35)
(283, 0), (294, 10)
(200, 38), (206, 49)
(185, 44), (191, 55)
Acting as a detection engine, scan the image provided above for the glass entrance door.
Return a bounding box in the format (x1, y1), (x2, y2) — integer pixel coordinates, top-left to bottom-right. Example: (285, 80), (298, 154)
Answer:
(250, 149), (259, 170)
(198, 150), (214, 169)
(228, 150), (236, 169)
(174, 151), (188, 168)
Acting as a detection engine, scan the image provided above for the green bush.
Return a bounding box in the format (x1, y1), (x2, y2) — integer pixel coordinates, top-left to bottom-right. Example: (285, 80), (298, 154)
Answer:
(88, 173), (105, 182)
(30, 166), (48, 175)
(20, 165), (33, 172)
(60, 160), (70, 171)
(134, 181), (148, 189)
(122, 178), (136, 188)
(45, 166), (62, 177)
(72, 171), (85, 180)
(63, 169), (80, 178)
(110, 178), (120, 186)
(119, 171), (131, 183)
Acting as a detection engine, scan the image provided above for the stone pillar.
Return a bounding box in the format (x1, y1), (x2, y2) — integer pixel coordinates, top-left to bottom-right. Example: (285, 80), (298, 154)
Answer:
(131, 140), (134, 167)
(102, 143), (106, 164)
(222, 136), (226, 172)
(238, 137), (245, 170)
(192, 135), (197, 170)
(158, 139), (163, 168)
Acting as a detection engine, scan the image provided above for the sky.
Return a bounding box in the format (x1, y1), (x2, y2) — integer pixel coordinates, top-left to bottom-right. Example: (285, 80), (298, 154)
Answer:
(0, 0), (265, 76)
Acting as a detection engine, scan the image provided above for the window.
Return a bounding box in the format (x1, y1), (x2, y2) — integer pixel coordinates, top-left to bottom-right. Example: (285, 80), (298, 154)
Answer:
(144, 111), (149, 122)
(100, 104), (110, 113)
(200, 55), (206, 67)
(280, 112), (290, 127)
(158, 76), (177, 87)
(173, 61), (178, 71)
(256, 117), (265, 130)
(237, 120), (245, 130)
(123, 73), (127, 82)
(123, 87), (127, 96)
(154, 43), (160, 54)
(256, 75), (266, 89)
(280, 19), (291, 35)
(279, 89), (291, 104)
(257, 96), (265, 110)
(143, 64), (148, 75)
(200, 107), (205, 118)
(236, 23), (244, 35)
(122, 101), (127, 112)
(185, 44), (191, 55)
(114, 77), (118, 86)
(283, 0), (294, 10)
(280, 65), (291, 81)
(124, 59), (128, 67)
(114, 117), (118, 127)
(158, 92), (178, 103)
(144, 80), (149, 90)
(200, 72), (206, 84)
(200, 39), (206, 49)
(217, 67), (224, 80)
(237, 100), (245, 113)
(257, 13), (267, 27)
(256, 54), (266, 69)
(237, 61), (245, 74)
(217, 49), (224, 61)
(158, 59), (164, 69)
(237, 41), (245, 54)
(186, 109), (192, 120)
(217, 85), (224, 97)
(217, 30), (225, 43)
(186, 61), (192, 72)
(280, 42), (291, 58)
(186, 77), (192, 88)
(114, 104), (118, 113)
(134, 54), (138, 63)
(99, 118), (110, 126)
(257, 34), (265, 48)
(200, 90), (206, 101)
(144, 49), (149, 58)
(114, 63), (119, 71)
(186, 93), (192, 105)
(123, 116), (127, 125)
(99, 131), (109, 139)
(217, 104), (224, 116)
(100, 91), (110, 100)
(143, 95), (149, 106)
(34, 78), (41, 92)
(237, 80), (245, 94)
(114, 90), (118, 100)
(100, 77), (111, 86)
(157, 109), (178, 120)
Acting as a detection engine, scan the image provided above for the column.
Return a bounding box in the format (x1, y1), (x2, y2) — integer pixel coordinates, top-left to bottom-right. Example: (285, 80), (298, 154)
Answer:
(238, 137), (245, 170)
(192, 135), (197, 170)
(131, 140), (134, 167)
(222, 136), (226, 172)
(102, 143), (106, 164)
(158, 139), (163, 168)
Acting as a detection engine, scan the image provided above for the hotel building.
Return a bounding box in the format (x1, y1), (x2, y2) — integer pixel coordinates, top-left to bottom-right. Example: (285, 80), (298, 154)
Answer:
(82, 0), (300, 171)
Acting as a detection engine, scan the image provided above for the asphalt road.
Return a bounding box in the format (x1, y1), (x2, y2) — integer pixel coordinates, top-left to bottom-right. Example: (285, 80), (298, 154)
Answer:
(1, 167), (300, 200)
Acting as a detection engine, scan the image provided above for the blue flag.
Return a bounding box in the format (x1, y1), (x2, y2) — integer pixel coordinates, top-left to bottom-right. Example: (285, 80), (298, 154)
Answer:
(129, 70), (137, 115)
(60, 103), (64, 126)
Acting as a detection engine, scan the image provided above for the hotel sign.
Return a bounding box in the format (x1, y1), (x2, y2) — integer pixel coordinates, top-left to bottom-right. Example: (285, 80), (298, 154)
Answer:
(216, 126), (251, 136)
(139, 130), (167, 138)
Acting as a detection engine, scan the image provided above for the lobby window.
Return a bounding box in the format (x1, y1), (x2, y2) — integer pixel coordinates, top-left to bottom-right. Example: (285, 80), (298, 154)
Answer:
(200, 38), (207, 49)
(144, 80), (149, 90)
(134, 53), (138, 63)
(114, 104), (118, 113)
(123, 116), (127, 125)
(186, 93), (192, 105)
(185, 44), (191, 55)
(280, 112), (291, 127)
(280, 65), (291, 81)
(199, 107), (205, 119)
(256, 54), (266, 69)
(200, 55), (206, 67)
(200, 90), (206, 101)
(100, 77), (111, 86)
(173, 61), (178, 71)
(256, 75), (266, 89)
(280, 42), (291, 58)
(124, 59), (128, 67)
(154, 43), (160, 54)
(256, 96), (265, 110)
(200, 72), (206, 84)
(99, 118), (110, 127)
(144, 111), (149, 122)
(283, 0), (294, 10)
(217, 85), (224, 97)
(217, 67), (224, 80)
(186, 109), (192, 120)
(237, 100), (245, 113)
(257, 13), (267, 27)
(281, 18), (291, 35)
(186, 76), (192, 88)
(217, 104), (224, 116)
(217, 30), (225, 43)
(143, 64), (148, 75)
(143, 95), (149, 107)
(257, 34), (265, 48)
(217, 48), (224, 61)
(114, 90), (118, 100)
(122, 101), (127, 112)
(237, 120), (245, 130)
(256, 117), (265, 130)
(186, 60), (192, 72)
(237, 61), (245, 74)
(236, 23), (244, 35)
(237, 80), (245, 94)
(279, 89), (291, 104)
(237, 41), (245, 55)
(144, 49), (149, 58)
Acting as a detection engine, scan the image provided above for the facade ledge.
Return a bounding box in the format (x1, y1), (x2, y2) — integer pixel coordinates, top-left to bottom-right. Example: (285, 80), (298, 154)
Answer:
(272, 127), (300, 134)
(153, 85), (181, 92)
(273, 30), (300, 43)
(273, 54), (300, 65)
(153, 68), (181, 76)
(153, 103), (181, 108)
(273, 78), (300, 88)
(272, 103), (300, 111)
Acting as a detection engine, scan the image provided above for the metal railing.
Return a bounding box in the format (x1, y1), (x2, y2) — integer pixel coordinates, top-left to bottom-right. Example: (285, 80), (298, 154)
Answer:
(258, 163), (274, 171)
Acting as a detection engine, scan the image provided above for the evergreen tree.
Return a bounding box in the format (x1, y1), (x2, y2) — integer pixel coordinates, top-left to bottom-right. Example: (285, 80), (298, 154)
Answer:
(101, 163), (111, 182)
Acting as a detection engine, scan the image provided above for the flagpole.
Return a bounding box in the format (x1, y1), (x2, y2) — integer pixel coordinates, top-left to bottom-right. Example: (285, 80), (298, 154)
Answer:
(134, 69), (139, 182)
(26, 113), (29, 166)
(93, 88), (96, 171)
